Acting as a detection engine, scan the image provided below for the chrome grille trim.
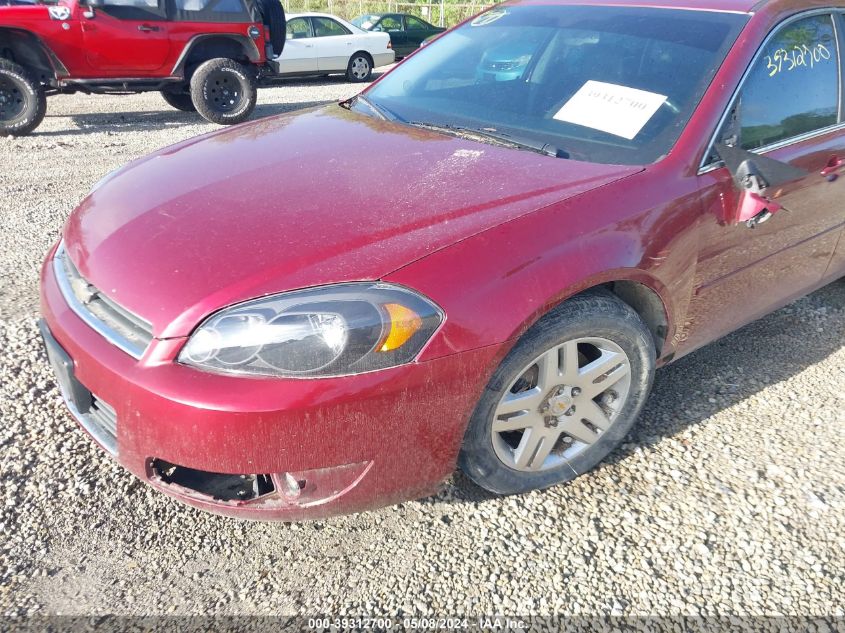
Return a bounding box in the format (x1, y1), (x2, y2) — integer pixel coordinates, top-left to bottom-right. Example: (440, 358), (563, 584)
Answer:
(53, 244), (153, 359)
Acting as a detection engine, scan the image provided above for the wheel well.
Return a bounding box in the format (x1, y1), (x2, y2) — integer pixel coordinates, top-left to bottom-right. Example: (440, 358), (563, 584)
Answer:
(0, 29), (58, 85)
(179, 36), (255, 77)
(602, 280), (669, 355)
(352, 50), (374, 65)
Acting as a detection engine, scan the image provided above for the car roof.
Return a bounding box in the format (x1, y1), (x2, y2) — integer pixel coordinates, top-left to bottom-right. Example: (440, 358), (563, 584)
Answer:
(355, 12), (420, 18)
(288, 12), (350, 19)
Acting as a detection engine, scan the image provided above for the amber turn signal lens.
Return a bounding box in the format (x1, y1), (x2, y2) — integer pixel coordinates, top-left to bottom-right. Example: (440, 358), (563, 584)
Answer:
(379, 303), (423, 352)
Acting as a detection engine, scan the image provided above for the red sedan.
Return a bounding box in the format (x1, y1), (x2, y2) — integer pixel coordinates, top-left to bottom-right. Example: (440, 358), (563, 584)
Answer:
(40, 0), (845, 520)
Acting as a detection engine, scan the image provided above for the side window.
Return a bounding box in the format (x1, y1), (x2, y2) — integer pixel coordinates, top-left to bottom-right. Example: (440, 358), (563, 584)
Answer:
(98, 0), (164, 20)
(377, 16), (403, 32)
(212, 0), (243, 10)
(738, 15), (840, 150)
(101, 0), (157, 7)
(286, 17), (312, 39)
(353, 16), (378, 30)
(173, 0), (245, 14)
(312, 17), (351, 37)
(405, 16), (427, 30)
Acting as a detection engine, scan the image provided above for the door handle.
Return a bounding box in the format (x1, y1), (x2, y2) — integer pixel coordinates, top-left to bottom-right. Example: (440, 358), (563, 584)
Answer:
(820, 156), (845, 179)
(138, 24), (160, 32)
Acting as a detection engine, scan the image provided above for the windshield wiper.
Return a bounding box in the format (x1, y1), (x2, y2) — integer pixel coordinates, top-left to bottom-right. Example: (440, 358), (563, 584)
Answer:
(408, 122), (568, 159)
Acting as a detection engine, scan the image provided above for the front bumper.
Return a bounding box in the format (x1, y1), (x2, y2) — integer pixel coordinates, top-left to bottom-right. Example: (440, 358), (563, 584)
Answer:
(39, 246), (503, 520)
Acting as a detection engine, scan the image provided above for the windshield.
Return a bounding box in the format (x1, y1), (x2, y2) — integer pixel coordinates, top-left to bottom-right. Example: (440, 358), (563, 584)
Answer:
(361, 5), (748, 165)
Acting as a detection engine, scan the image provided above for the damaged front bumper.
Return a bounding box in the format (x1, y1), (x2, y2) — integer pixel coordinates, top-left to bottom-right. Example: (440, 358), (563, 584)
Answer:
(39, 248), (502, 521)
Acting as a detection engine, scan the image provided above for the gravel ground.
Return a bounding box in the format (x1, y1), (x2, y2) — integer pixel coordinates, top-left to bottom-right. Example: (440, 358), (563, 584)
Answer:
(1, 75), (844, 621)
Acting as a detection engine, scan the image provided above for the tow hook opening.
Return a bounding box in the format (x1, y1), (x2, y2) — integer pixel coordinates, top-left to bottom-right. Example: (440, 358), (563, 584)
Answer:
(152, 459), (283, 502)
(148, 458), (373, 509)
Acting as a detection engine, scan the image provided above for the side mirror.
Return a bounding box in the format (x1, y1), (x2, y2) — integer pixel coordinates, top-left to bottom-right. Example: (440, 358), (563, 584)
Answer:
(731, 158), (778, 227)
(736, 189), (780, 228)
(715, 143), (807, 228)
(80, 0), (103, 16)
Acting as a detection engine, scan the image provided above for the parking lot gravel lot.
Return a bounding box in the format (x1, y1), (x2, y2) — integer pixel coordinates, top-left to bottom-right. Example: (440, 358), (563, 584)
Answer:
(1, 74), (844, 620)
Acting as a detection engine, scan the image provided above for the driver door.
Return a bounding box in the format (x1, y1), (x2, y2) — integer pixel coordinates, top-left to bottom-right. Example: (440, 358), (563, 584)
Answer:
(683, 13), (845, 353)
(81, 0), (171, 73)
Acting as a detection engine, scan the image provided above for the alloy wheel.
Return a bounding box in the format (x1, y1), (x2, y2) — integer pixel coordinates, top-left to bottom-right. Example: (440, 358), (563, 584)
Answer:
(351, 56), (371, 80)
(491, 337), (632, 472)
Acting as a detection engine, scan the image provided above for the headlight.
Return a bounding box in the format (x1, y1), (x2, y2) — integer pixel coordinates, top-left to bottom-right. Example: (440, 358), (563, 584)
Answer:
(178, 283), (444, 377)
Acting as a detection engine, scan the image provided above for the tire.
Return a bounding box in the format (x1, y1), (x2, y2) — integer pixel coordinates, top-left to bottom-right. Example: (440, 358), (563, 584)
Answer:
(0, 59), (46, 137)
(190, 58), (257, 125)
(346, 52), (372, 83)
(257, 0), (286, 57)
(459, 290), (656, 495)
(160, 89), (196, 112)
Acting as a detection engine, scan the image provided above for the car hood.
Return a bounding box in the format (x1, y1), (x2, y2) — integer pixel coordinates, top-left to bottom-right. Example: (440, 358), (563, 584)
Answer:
(63, 106), (641, 338)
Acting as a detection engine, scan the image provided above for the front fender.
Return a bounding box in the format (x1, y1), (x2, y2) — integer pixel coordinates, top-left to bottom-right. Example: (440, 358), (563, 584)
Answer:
(0, 27), (67, 78)
(386, 176), (703, 362)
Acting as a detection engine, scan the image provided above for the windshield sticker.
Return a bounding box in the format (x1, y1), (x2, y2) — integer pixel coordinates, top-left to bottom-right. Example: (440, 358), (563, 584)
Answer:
(48, 6), (71, 20)
(471, 9), (507, 26)
(553, 80), (667, 140)
(766, 43), (832, 77)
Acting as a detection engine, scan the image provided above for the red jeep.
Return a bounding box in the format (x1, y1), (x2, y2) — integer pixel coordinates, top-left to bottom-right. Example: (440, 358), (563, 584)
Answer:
(0, 0), (286, 135)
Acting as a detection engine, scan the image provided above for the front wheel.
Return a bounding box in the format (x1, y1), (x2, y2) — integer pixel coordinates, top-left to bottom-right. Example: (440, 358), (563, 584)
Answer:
(459, 291), (656, 495)
(190, 58), (257, 125)
(346, 53), (372, 83)
(0, 59), (46, 137)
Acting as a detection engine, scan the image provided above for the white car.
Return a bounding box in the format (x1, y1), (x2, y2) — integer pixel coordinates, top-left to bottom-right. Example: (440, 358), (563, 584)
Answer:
(273, 12), (395, 83)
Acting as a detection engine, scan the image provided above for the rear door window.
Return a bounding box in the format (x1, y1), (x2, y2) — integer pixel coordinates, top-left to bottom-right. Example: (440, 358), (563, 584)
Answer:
(405, 16), (428, 31)
(312, 17), (351, 37)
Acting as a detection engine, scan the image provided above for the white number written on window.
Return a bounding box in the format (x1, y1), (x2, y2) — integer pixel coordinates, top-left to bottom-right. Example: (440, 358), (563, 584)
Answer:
(765, 43), (832, 77)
